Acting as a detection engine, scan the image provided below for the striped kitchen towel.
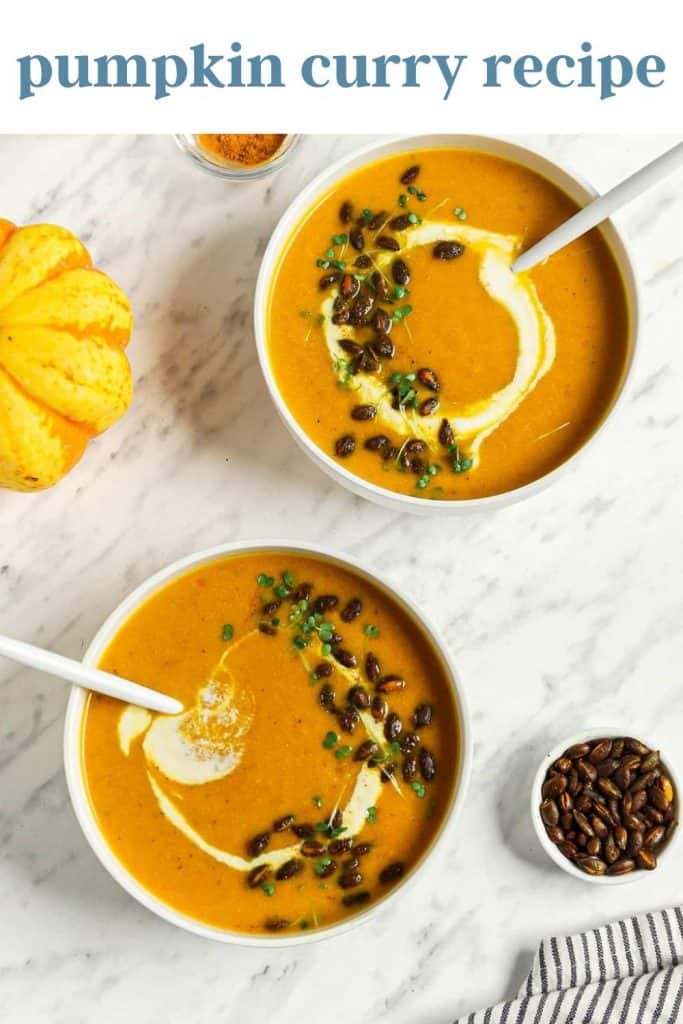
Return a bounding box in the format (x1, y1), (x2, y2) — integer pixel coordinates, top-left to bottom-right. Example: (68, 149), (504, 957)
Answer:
(456, 907), (683, 1023)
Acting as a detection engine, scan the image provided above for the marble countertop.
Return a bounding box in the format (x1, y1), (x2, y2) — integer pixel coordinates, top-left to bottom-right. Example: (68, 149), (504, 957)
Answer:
(1, 134), (682, 1024)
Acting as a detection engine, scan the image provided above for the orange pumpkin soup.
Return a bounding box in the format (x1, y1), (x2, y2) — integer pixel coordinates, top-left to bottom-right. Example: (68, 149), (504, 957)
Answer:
(266, 148), (629, 500)
(81, 552), (459, 935)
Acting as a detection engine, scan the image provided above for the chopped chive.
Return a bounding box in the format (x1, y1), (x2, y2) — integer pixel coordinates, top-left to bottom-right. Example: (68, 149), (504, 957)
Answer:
(366, 806), (378, 824)
(335, 745), (353, 760)
(411, 781), (426, 799)
(363, 624), (380, 637)
(221, 623), (234, 641)
(323, 731), (338, 749)
(262, 883), (276, 896)
(257, 573), (274, 587)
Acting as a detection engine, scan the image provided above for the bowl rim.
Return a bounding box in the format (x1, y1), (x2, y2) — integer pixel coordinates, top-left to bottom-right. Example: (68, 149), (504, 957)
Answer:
(253, 132), (643, 515)
(530, 726), (680, 884)
(63, 538), (473, 946)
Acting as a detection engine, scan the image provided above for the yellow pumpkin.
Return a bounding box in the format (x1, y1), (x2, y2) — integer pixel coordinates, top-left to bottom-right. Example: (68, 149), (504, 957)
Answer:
(0, 219), (134, 491)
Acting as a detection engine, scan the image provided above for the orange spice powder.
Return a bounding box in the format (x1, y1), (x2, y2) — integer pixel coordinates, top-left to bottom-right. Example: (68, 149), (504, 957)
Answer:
(197, 133), (286, 166)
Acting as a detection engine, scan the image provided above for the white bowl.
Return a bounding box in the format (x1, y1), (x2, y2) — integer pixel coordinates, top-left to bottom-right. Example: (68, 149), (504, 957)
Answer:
(254, 134), (641, 516)
(64, 540), (472, 945)
(531, 728), (680, 884)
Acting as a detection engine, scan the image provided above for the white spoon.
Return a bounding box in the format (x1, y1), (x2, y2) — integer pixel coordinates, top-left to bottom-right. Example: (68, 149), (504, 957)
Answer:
(0, 633), (183, 714)
(513, 141), (683, 274)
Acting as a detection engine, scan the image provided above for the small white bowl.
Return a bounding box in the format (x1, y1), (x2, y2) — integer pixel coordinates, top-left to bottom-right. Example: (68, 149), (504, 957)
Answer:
(254, 134), (642, 516)
(174, 133), (302, 181)
(531, 728), (680, 884)
(63, 539), (472, 946)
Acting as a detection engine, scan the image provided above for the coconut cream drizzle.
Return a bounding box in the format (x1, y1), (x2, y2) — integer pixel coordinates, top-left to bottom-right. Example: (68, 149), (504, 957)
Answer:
(323, 221), (556, 467)
(116, 633), (388, 870)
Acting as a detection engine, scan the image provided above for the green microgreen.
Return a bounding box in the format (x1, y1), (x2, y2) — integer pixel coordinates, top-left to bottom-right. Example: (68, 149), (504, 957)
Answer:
(314, 858), (332, 876)
(282, 570), (295, 588)
(366, 806), (378, 824)
(416, 464), (442, 491)
(362, 208), (373, 220)
(257, 573), (274, 587)
(300, 920), (310, 930)
(407, 212), (420, 224)
(408, 185), (427, 201)
(335, 745), (353, 760)
(363, 624), (380, 637)
(293, 635), (309, 650)
(392, 304), (413, 324)
(323, 731), (338, 750)
(321, 643), (332, 656)
(316, 258), (330, 269)
(390, 741), (401, 755)
(332, 233), (348, 245)
(329, 259), (346, 271)
(312, 795), (323, 808)
(453, 207), (468, 221)
(314, 821), (331, 832)
(393, 285), (409, 300)
(388, 371), (418, 410)
(448, 444), (473, 474)
(271, 617), (280, 627)
(398, 193), (408, 207)
(329, 826), (347, 839)
(221, 624), (234, 641)
(262, 883), (276, 896)
(411, 781), (427, 799)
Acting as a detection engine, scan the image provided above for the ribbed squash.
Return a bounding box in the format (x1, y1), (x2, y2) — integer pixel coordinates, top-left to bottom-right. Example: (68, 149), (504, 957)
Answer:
(0, 219), (133, 491)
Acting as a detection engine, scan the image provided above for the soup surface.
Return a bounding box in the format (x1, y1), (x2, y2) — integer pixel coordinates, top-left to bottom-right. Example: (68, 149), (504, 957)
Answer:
(82, 552), (459, 935)
(267, 148), (629, 500)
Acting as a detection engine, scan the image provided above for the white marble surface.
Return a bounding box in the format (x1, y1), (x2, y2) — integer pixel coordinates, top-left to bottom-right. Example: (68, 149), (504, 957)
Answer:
(1, 134), (683, 1024)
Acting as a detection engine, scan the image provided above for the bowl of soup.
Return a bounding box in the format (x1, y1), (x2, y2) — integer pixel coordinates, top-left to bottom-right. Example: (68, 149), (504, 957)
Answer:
(64, 541), (471, 944)
(255, 135), (639, 513)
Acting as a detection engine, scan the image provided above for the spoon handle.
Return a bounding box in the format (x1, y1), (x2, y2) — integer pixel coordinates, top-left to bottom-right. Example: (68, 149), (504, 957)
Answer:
(0, 633), (182, 715)
(514, 141), (683, 273)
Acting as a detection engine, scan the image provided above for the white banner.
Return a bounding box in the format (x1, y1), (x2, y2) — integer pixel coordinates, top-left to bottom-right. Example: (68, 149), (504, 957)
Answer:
(0, 0), (680, 133)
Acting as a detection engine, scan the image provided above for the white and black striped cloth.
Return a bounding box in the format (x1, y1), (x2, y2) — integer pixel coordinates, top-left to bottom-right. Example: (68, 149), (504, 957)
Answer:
(456, 907), (683, 1024)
